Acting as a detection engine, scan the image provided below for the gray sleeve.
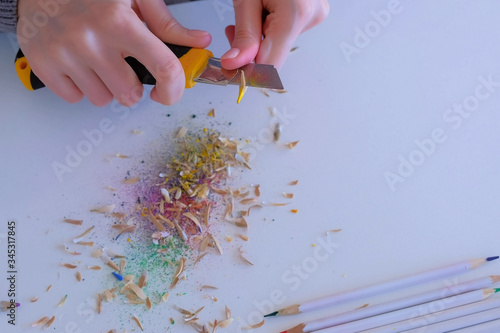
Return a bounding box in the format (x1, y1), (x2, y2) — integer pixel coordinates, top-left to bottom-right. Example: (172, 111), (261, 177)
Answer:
(0, 0), (18, 33)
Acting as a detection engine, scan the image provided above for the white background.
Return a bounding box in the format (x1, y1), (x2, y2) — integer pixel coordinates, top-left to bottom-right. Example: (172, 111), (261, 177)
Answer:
(1, 1), (500, 332)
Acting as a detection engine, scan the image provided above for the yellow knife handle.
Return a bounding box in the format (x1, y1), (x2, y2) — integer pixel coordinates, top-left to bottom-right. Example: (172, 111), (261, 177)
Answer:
(14, 43), (214, 91)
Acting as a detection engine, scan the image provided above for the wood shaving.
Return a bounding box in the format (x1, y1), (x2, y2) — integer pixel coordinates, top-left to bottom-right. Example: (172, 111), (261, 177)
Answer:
(91, 249), (103, 258)
(237, 234), (249, 241)
(161, 292), (170, 303)
(149, 212), (166, 232)
(260, 89), (270, 97)
(110, 212), (124, 221)
(46, 285), (52, 292)
(72, 225), (94, 243)
(31, 316), (49, 327)
(219, 318), (233, 328)
(210, 234), (223, 255)
(254, 185), (261, 197)
(240, 198), (258, 205)
(112, 224), (136, 236)
(106, 260), (120, 271)
(286, 140), (299, 149)
(76, 241), (94, 246)
(291, 209), (299, 213)
(138, 271), (148, 288)
(171, 258), (186, 288)
(243, 319), (265, 329)
(119, 260), (126, 275)
(61, 245), (81, 256)
(76, 271), (82, 282)
(45, 316), (55, 328)
(30, 296), (39, 302)
(88, 265), (101, 270)
(115, 153), (129, 158)
(272, 89), (288, 94)
(273, 123), (281, 142)
(200, 285), (218, 290)
(194, 252), (208, 265)
(237, 69), (248, 104)
(63, 218), (83, 225)
(122, 177), (140, 184)
(290, 46), (299, 52)
(97, 293), (102, 314)
(247, 204), (263, 216)
(183, 212), (202, 232)
(289, 180), (299, 185)
(156, 214), (175, 228)
(283, 193), (294, 199)
(90, 204), (115, 214)
(264, 202), (289, 207)
(132, 315), (144, 331)
(146, 297), (152, 310)
(177, 127), (188, 138)
(126, 283), (147, 300)
(57, 295), (68, 307)
(239, 248), (254, 266)
(62, 263), (77, 269)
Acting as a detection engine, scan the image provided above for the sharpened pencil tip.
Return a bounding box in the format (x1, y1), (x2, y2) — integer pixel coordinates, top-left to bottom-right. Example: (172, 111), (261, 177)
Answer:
(486, 256), (499, 262)
(264, 311), (279, 317)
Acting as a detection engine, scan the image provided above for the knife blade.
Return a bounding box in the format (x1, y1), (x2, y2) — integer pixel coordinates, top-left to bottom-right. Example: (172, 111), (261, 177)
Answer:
(14, 43), (284, 93)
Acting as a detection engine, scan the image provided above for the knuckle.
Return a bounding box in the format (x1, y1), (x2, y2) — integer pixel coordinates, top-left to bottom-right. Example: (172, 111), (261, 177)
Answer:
(155, 59), (184, 84)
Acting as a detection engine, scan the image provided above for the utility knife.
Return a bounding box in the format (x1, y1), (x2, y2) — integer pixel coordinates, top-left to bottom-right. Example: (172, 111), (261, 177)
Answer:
(14, 44), (284, 93)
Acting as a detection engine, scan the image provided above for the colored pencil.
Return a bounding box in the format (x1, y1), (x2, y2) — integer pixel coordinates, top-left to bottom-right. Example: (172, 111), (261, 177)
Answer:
(269, 257), (498, 318)
(361, 295), (500, 333)
(280, 274), (500, 333)
(314, 289), (499, 333)
(402, 306), (500, 333)
(451, 317), (500, 333)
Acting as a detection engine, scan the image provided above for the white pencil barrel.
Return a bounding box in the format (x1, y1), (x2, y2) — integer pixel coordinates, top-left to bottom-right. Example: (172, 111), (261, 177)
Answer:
(361, 295), (500, 333)
(301, 260), (476, 312)
(401, 306), (500, 333)
(451, 317), (500, 333)
(303, 276), (494, 332)
(313, 289), (490, 333)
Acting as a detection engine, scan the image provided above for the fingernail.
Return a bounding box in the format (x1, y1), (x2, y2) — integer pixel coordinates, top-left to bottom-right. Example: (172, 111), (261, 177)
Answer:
(221, 48), (240, 60)
(188, 29), (210, 38)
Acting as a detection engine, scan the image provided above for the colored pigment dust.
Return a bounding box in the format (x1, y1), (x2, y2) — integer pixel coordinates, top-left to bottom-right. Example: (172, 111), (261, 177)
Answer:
(22, 124), (298, 332)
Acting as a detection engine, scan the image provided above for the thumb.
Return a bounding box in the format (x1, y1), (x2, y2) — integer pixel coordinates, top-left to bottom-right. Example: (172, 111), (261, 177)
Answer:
(220, 1), (263, 70)
(135, 0), (211, 48)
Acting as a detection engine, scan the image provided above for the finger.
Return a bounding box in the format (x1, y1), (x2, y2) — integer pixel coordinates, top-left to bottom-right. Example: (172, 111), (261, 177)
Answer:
(120, 11), (185, 105)
(32, 62), (84, 103)
(135, 0), (211, 48)
(220, 1), (263, 70)
(93, 56), (144, 107)
(45, 74), (84, 104)
(301, 0), (330, 33)
(224, 25), (235, 46)
(69, 69), (114, 107)
(256, 8), (300, 70)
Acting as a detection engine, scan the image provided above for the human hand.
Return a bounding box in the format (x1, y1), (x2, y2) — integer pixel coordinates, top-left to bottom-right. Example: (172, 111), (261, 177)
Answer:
(17, 0), (211, 106)
(220, 0), (329, 71)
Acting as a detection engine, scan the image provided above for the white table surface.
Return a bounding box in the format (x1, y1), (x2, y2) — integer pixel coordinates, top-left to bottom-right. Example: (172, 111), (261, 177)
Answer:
(2, 1), (500, 332)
